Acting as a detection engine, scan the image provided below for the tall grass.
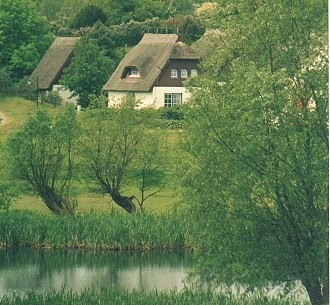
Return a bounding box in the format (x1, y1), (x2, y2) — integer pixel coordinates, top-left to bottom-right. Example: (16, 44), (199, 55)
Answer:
(0, 210), (187, 250)
(0, 288), (306, 305)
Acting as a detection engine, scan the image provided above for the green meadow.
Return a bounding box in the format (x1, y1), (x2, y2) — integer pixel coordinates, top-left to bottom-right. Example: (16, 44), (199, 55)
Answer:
(0, 97), (179, 214)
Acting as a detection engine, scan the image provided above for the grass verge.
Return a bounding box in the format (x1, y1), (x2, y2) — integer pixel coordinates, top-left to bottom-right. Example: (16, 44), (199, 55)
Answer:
(0, 288), (306, 305)
(0, 210), (187, 250)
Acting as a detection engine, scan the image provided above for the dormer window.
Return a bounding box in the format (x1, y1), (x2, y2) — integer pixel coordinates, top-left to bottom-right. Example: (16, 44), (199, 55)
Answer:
(122, 66), (140, 79)
(191, 69), (198, 77)
(171, 69), (178, 78)
(181, 69), (188, 78)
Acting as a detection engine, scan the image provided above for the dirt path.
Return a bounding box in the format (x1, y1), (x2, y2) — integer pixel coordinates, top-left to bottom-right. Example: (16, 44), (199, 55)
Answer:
(0, 111), (5, 125)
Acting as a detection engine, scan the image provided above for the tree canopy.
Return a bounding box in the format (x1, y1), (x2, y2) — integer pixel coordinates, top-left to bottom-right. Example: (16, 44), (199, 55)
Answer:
(0, 0), (53, 79)
(81, 95), (168, 213)
(181, 1), (328, 305)
(7, 107), (80, 215)
(60, 36), (114, 108)
(71, 4), (107, 29)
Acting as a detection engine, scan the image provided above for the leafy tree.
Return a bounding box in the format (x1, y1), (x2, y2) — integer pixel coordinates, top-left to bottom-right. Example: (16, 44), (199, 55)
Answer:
(7, 107), (80, 215)
(0, 69), (13, 96)
(166, 0), (195, 16)
(81, 95), (166, 213)
(181, 1), (328, 305)
(102, 0), (167, 25)
(71, 4), (107, 29)
(161, 15), (205, 45)
(129, 132), (168, 212)
(0, 0), (53, 79)
(108, 18), (161, 46)
(60, 36), (114, 108)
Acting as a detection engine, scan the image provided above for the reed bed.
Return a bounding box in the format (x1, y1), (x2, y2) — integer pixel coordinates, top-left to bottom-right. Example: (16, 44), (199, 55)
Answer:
(0, 210), (187, 250)
(0, 289), (306, 305)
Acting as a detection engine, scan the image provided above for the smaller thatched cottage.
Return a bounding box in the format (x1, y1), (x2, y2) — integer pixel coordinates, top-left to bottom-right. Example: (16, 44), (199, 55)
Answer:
(104, 34), (200, 108)
(30, 37), (80, 104)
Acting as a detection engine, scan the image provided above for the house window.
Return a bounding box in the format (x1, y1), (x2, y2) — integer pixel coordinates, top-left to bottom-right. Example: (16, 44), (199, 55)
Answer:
(127, 67), (140, 78)
(181, 69), (188, 78)
(122, 66), (140, 78)
(191, 68), (198, 77)
(164, 93), (182, 107)
(171, 69), (178, 78)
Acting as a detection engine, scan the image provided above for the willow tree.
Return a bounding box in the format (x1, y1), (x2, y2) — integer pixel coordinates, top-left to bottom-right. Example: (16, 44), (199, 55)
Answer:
(181, 1), (328, 305)
(7, 107), (80, 215)
(81, 96), (166, 214)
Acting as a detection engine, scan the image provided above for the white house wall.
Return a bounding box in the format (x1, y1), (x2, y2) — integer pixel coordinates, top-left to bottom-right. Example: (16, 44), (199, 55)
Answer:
(108, 87), (191, 108)
(53, 85), (79, 105)
(152, 87), (191, 108)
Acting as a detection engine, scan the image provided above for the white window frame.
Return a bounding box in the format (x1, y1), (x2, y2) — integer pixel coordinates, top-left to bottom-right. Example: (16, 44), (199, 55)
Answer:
(191, 68), (198, 77)
(171, 69), (178, 78)
(164, 93), (182, 107)
(181, 69), (188, 78)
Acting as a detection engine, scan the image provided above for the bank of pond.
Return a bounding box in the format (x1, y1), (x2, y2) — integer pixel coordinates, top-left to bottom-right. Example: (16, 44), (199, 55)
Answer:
(0, 289), (305, 305)
(0, 210), (187, 250)
(0, 211), (309, 305)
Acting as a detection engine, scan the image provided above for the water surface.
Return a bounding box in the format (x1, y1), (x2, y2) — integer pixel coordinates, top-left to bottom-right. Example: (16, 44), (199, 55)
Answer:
(0, 248), (193, 296)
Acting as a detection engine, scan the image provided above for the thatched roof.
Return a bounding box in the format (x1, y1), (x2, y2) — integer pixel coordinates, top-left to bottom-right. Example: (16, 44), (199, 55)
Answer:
(104, 34), (200, 92)
(30, 37), (80, 90)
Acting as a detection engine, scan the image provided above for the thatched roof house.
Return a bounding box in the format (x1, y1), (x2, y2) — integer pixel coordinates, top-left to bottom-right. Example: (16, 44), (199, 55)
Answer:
(30, 37), (79, 90)
(30, 37), (79, 102)
(104, 33), (200, 108)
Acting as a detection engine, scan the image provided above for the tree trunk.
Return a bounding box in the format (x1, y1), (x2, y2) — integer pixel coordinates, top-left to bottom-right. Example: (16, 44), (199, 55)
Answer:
(110, 192), (136, 214)
(39, 187), (73, 215)
(304, 279), (329, 305)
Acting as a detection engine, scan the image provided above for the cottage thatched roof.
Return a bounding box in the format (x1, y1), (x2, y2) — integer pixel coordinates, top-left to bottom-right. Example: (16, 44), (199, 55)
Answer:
(30, 37), (80, 90)
(103, 34), (199, 92)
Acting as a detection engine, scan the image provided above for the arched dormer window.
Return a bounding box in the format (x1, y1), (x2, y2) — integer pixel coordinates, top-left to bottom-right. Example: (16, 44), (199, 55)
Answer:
(121, 66), (140, 79)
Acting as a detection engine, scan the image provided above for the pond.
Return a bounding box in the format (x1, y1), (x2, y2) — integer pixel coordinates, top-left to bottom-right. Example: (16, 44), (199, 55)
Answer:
(0, 248), (193, 296)
(0, 248), (308, 303)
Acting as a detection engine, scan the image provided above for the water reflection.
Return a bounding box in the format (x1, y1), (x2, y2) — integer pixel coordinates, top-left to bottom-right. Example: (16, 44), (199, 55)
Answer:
(0, 248), (193, 296)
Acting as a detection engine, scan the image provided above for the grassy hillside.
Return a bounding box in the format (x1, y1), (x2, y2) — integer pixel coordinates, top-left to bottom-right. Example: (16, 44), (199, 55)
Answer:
(0, 97), (180, 214)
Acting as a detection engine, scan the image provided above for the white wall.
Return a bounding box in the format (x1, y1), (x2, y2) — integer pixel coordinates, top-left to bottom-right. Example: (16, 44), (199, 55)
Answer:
(107, 87), (191, 108)
(152, 87), (191, 108)
(53, 85), (79, 105)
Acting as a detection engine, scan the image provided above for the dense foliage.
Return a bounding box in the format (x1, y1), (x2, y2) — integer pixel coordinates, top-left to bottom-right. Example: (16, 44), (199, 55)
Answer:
(181, 1), (328, 305)
(0, 0), (53, 80)
(32, 0), (203, 25)
(60, 36), (114, 107)
(70, 4), (107, 29)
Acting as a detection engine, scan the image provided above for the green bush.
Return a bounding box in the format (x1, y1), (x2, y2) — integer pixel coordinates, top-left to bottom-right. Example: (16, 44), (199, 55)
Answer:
(160, 106), (184, 121)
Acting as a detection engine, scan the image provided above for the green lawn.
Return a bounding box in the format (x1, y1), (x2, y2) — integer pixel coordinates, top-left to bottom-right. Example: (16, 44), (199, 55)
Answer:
(0, 97), (180, 214)
(0, 96), (62, 142)
(12, 189), (179, 215)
